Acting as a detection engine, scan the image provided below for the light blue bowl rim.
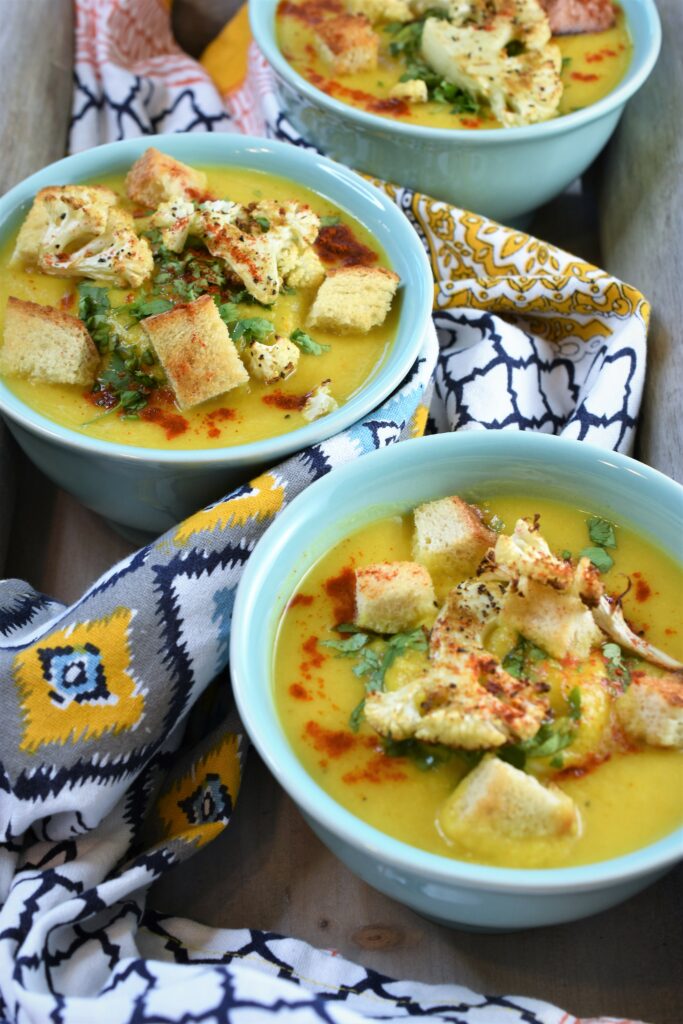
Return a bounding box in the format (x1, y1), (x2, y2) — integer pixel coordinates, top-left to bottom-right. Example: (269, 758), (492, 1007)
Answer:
(252, 0), (661, 144)
(0, 133), (432, 466)
(231, 431), (683, 895)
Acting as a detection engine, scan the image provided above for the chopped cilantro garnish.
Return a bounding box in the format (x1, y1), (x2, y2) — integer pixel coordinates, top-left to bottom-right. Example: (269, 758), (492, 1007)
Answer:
(382, 737), (452, 771)
(78, 283), (116, 354)
(602, 642), (632, 690)
(290, 328), (330, 356)
(498, 719), (576, 770)
(562, 56), (573, 71)
(579, 546), (614, 574)
(505, 40), (525, 57)
(587, 516), (617, 549)
(503, 635), (548, 681)
(320, 215), (341, 228)
(567, 685), (582, 722)
(121, 296), (174, 320)
(386, 13), (478, 115)
(253, 215), (270, 231)
(324, 625), (428, 731)
(561, 549), (572, 561)
(214, 299), (275, 346)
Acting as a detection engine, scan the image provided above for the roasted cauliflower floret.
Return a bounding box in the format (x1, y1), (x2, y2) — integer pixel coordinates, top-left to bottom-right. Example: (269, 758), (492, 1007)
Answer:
(243, 335), (300, 385)
(420, 5), (562, 127)
(355, 561), (436, 634)
(11, 185), (119, 268)
(286, 247), (326, 290)
(593, 596), (683, 671)
(389, 79), (429, 103)
(199, 205), (280, 305)
(125, 148), (208, 207)
(366, 652), (548, 749)
(493, 517), (575, 590)
(439, 756), (580, 865)
(150, 198), (198, 253)
(248, 200), (321, 280)
(44, 208), (154, 288)
(302, 380), (338, 422)
(429, 579), (507, 662)
(616, 672), (683, 749)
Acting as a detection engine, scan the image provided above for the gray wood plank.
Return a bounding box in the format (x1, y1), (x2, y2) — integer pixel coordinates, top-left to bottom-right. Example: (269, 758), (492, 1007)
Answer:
(600, 0), (683, 482)
(0, 0), (74, 572)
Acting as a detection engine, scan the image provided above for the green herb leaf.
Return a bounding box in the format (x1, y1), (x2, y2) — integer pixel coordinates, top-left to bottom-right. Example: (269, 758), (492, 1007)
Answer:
(587, 516), (617, 549)
(602, 642), (632, 690)
(320, 215), (341, 227)
(561, 549), (572, 560)
(320, 633), (369, 655)
(382, 737), (452, 771)
(78, 283), (115, 354)
(567, 686), (582, 722)
(502, 635), (548, 680)
(122, 296), (174, 320)
(579, 546), (614, 574)
(499, 719), (576, 769)
(550, 754), (564, 769)
(562, 56), (573, 71)
(231, 317), (275, 344)
(253, 215), (270, 231)
(290, 328), (330, 356)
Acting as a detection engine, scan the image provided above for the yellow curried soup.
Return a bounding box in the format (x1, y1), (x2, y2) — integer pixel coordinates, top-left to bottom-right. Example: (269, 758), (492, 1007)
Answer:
(277, 2), (632, 130)
(274, 496), (683, 869)
(0, 166), (398, 450)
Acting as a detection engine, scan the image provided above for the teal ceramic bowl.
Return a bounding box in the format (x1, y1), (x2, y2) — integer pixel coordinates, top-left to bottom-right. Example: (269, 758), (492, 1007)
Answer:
(251, 0), (661, 223)
(231, 431), (683, 930)
(0, 134), (432, 539)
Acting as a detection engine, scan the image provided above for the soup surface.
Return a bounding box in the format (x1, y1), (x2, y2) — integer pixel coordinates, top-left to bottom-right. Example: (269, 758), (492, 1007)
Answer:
(277, 1), (632, 129)
(274, 495), (683, 869)
(0, 165), (398, 450)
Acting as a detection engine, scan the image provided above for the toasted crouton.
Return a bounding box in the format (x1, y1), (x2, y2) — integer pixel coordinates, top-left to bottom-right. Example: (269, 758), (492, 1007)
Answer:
(141, 295), (248, 410)
(125, 148), (208, 208)
(413, 496), (495, 580)
(0, 296), (99, 385)
(439, 757), (580, 857)
(502, 577), (603, 661)
(616, 672), (683, 749)
(389, 79), (429, 103)
(355, 561), (436, 634)
(286, 247), (327, 290)
(315, 14), (379, 75)
(347, 0), (412, 22)
(307, 266), (399, 334)
(244, 335), (299, 385)
(539, 0), (616, 34)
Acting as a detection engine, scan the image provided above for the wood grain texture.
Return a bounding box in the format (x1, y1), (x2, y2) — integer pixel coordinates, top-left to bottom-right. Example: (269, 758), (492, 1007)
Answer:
(600, 0), (682, 482)
(0, 0), (73, 196)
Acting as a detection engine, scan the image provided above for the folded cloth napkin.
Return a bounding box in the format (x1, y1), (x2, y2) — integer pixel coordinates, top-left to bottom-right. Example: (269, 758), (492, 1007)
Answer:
(0, 2), (651, 1023)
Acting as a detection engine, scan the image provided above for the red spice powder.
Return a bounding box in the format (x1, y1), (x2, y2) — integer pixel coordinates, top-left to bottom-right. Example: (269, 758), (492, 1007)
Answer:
(277, 0), (343, 25)
(59, 291), (75, 311)
(554, 752), (610, 781)
(632, 572), (652, 603)
(461, 117), (482, 128)
(289, 683), (312, 701)
(304, 720), (355, 757)
(571, 71), (600, 82)
(367, 96), (410, 117)
(585, 49), (617, 63)
(140, 405), (189, 440)
(324, 566), (356, 624)
(262, 390), (308, 411)
(289, 593), (315, 608)
(203, 406), (237, 438)
(302, 635), (325, 668)
(315, 223), (379, 268)
(342, 753), (408, 785)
